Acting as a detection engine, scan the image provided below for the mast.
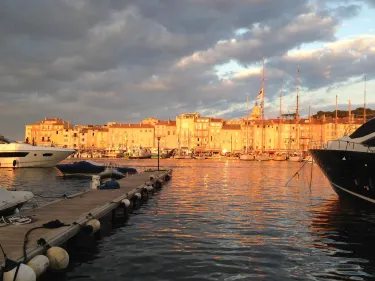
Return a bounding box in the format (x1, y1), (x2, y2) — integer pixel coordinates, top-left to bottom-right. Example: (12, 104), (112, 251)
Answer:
(364, 75), (367, 123)
(335, 95), (338, 138)
(246, 96), (249, 153)
(262, 57), (265, 120)
(279, 80), (282, 150)
(261, 57), (265, 151)
(348, 100), (351, 122)
(296, 66), (300, 122)
(296, 66), (300, 151)
(308, 105), (311, 145)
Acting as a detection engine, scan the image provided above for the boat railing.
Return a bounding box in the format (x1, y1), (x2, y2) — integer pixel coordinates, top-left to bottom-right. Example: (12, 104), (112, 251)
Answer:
(322, 139), (375, 153)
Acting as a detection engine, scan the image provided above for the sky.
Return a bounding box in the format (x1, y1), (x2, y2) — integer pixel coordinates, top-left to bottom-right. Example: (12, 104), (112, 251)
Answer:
(1, 0), (375, 140)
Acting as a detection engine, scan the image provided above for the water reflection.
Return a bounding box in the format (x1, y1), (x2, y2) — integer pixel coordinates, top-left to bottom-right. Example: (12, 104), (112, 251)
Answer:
(1, 160), (375, 280)
(310, 199), (375, 280)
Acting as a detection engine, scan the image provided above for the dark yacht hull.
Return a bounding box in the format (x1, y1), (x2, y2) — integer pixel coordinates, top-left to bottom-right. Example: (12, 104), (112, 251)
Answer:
(310, 149), (375, 204)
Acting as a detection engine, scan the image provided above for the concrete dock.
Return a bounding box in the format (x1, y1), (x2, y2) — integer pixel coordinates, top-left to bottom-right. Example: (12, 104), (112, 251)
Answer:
(0, 169), (172, 267)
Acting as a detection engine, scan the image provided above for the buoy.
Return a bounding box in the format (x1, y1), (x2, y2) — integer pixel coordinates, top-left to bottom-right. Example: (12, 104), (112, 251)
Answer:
(84, 219), (101, 234)
(149, 174), (155, 180)
(155, 179), (163, 189)
(46, 247), (69, 271)
(27, 255), (49, 278)
(3, 263), (36, 281)
(134, 192), (142, 199)
(121, 198), (131, 207)
(141, 188), (148, 200)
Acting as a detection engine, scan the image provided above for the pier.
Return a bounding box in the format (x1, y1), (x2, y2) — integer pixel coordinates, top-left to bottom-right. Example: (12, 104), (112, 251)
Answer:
(0, 169), (172, 274)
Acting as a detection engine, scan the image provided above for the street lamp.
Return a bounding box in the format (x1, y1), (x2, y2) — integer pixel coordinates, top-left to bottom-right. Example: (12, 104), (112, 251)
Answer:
(157, 136), (161, 171)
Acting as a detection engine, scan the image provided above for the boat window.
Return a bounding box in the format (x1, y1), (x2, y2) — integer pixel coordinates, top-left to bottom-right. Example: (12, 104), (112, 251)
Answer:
(350, 118), (375, 139)
(0, 136), (17, 144)
(43, 153), (53, 157)
(0, 152), (29, 157)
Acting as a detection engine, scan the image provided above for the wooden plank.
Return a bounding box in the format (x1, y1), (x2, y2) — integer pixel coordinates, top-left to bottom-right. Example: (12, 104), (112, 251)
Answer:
(0, 170), (171, 265)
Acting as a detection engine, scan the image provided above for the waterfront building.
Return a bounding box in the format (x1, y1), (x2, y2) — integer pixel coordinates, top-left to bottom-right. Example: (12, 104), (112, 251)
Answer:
(25, 106), (364, 152)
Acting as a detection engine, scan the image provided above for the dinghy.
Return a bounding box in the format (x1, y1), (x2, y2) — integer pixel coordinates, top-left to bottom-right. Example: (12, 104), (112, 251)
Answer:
(0, 187), (34, 216)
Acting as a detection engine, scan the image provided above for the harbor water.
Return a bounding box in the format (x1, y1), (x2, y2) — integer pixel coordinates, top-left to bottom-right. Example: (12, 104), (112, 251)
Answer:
(1, 159), (375, 280)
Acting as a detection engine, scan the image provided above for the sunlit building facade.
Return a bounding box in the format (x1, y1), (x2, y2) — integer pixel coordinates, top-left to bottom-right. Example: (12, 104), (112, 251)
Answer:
(25, 107), (363, 152)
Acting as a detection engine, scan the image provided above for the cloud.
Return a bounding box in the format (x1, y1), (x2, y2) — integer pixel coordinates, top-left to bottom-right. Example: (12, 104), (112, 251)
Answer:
(0, 0), (374, 139)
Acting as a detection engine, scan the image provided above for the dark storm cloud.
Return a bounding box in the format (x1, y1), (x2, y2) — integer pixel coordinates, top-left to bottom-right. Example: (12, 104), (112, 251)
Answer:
(0, 0), (373, 139)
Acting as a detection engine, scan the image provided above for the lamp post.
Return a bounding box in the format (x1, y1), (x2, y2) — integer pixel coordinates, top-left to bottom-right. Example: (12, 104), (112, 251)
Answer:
(157, 136), (161, 171)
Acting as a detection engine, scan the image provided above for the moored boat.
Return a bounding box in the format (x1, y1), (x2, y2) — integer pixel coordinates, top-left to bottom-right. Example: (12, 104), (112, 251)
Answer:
(255, 152), (270, 161)
(0, 187), (34, 216)
(288, 151), (303, 162)
(129, 147), (151, 159)
(310, 118), (375, 204)
(0, 135), (75, 168)
(273, 152), (287, 161)
(55, 160), (137, 176)
(239, 153), (255, 161)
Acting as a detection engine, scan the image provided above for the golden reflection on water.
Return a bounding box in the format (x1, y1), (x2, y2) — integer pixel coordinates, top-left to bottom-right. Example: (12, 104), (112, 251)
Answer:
(3, 159), (375, 280)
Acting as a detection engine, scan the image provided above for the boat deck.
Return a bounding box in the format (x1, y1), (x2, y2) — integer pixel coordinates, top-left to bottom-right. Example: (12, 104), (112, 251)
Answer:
(0, 169), (171, 265)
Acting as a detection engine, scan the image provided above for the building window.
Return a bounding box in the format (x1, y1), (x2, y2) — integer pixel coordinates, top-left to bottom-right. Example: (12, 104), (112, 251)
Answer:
(56, 131), (59, 134)
(42, 137), (45, 141)
(92, 133), (94, 136)
(168, 131), (170, 135)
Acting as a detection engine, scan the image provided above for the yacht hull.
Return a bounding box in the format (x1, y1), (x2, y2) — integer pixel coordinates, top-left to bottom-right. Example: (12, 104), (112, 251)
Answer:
(239, 154), (254, 161)
(288, 156), (303, 162)
(0, 149), (75, 168)
(310, 149), (375, 204)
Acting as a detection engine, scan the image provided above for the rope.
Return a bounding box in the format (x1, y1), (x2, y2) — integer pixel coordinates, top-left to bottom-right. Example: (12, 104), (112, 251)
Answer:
(23, 220), (70, 263)
(284, 158), (312, 187)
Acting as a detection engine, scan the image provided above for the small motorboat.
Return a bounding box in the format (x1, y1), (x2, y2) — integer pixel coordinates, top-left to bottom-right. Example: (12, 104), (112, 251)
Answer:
(56, 160), (137, 177)
(273, 152), (287, 161)
(255, 152), (270, 161)
(239, 153), (255, 161)
(288, 152), (303, 162)
(0, 187), (34, 216)
(99, 165), (125, 180)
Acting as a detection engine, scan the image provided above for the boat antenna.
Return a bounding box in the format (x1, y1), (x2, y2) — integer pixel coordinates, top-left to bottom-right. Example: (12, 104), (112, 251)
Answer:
(364, 75), (367, 123)
(335, 95), (338, 138)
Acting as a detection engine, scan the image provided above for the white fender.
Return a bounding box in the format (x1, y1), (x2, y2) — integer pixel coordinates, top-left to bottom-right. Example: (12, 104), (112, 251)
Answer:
(3, 263), (36, 281)
(46, 247), (69, 270)
(147, 186), (154, 192)
(121, 198), (131, 208)
(134, 192), (142, 199)
(85, 219), (101, 234)
(27, 255), (49, 278)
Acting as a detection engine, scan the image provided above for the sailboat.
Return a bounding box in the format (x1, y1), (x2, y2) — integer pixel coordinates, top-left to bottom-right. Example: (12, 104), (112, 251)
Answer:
(288, 66), (303, 162)
(273, 80), (286, 161)
(255, 58), (270, 161)
(240, 96), (255, 161)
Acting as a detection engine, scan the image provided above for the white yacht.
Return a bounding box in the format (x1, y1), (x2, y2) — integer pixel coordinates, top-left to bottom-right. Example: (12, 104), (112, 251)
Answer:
(0, 136), (75, 168)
